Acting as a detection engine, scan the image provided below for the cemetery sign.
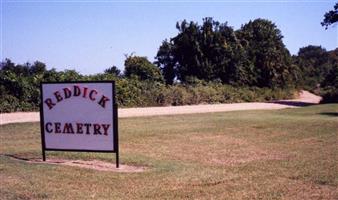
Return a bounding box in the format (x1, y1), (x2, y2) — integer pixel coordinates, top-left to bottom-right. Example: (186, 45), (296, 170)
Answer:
(40, 81), (119, 167)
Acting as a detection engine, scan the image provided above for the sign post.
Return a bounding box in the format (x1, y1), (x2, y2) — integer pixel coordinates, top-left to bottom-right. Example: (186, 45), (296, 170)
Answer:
(40, 81), (119, 168)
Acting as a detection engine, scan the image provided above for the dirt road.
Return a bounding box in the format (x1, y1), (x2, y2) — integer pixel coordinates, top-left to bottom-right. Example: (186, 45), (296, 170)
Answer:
(0, 90), (321, 125)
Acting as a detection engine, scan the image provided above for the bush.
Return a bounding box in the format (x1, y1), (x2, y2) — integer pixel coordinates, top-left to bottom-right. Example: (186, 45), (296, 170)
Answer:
(0, 95), (21, 113)
(0, 60), (298, 112)
(320, 87), (338, 103)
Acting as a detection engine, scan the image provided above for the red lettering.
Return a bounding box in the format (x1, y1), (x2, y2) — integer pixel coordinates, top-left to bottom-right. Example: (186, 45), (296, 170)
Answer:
(89, 90), (97, 101)
(82, 87), (88, 98)
(44, 85), (111, 109)
(74, 85), (81, 96)
(63, 87), (72, 99)
(98, 95), (110, 108)
(54, 91), (63, 102)
(44, 98), (55, 110)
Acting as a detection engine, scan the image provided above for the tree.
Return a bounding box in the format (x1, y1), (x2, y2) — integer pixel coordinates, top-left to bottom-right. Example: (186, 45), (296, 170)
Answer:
(0, 59), (15, 71)
(322, 63), (338, 88)
(156, 18), (252, 85)
(0, 59), (40, 111)
(156, 40), (176, 84)
(320, 63), (338, 103)
(171, 19), (210, 82)
(59, 69), (83, 81)
(29, 61), (47, 75)
(124, 55), (164, 82)
(293, 45), (332, 89)
(1, 58), (30, 76)
(321, 2), (338, 29)
(237, 19), (295, 88)
(156, 18), (297, 88)
(104, 65), (121, 76)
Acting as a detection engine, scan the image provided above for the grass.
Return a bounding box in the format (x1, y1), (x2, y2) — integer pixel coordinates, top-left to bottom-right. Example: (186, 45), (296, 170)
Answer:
(0, 104), (337, 199)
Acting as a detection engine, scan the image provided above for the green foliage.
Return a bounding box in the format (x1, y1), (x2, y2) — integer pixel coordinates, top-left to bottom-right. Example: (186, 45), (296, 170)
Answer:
(293, 45), (334, 90)
(29, 61), (47, 75)
(104, 66), (121, 76)
(157, 18), (248, 85)
(0, 59), (83, 112)
(4, 17), (336, 111)
(1, 104), (337, 199)
(320, 64), (338, 103)
(155, 40), (176, 85)
(0, 95), (21, 113)
(124, 55), (164, 82)
(321, 63), (338, 88)
(156, 18), (296, 89)
(321, 2), (338, 29)
(321, 87), (338, 103)
(113, 79), (295, 108)
(237, 19), (296, 88)
(0, 59), (295, 112)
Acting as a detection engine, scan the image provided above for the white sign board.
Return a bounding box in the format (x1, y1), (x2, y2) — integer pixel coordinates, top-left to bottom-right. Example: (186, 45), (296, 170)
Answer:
(40, 82), (116, 152)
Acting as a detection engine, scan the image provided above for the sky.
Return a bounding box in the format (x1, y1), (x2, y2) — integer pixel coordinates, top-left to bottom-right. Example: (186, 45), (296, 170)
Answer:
(1, 0), (337, 75)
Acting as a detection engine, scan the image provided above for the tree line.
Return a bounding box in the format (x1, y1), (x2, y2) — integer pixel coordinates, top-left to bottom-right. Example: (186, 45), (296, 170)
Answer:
(157, 18), (295, 88)
(1, 17), (337, 112)
(0, 57), (297, 113)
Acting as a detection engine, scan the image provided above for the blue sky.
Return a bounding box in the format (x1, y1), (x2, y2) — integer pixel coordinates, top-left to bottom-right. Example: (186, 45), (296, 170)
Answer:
(1, 0), (337, 75)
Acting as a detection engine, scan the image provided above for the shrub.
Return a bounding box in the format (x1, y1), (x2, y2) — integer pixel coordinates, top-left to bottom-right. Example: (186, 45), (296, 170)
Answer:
(320, 87), (338, 103)
(0, 95), (21, 113)
(0, 60), (298, 112)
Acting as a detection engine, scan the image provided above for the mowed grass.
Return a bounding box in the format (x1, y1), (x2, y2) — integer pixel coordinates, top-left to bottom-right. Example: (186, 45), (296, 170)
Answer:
(0, 104), (337, 199)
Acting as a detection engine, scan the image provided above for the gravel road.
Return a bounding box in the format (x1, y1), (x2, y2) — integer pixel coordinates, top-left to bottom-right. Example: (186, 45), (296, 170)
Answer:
(0, 90), (321, 125)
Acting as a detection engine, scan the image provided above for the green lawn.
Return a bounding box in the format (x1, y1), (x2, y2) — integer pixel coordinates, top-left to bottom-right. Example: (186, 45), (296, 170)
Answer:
(1, 104), (337, 199)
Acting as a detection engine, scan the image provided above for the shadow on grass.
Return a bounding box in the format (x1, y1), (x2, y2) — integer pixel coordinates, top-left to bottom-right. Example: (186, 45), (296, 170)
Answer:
(319, 112), (338, 117)
(269, 100), (317, 107)
(0, 154), (38, 161)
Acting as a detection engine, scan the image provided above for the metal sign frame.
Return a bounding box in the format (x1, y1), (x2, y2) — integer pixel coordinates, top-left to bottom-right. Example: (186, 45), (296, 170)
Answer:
(39, 81), (119, 168)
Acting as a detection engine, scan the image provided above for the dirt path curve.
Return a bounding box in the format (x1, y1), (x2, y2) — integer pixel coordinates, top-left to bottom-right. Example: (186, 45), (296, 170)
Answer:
(0, 90), (321, 125)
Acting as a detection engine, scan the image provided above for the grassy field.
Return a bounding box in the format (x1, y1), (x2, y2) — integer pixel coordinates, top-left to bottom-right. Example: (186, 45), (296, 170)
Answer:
(0, 104), (337, 199)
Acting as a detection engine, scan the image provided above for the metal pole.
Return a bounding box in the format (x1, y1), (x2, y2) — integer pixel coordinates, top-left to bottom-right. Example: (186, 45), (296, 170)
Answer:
(40, 83), (46, 162)
(115, 103), (119, 168)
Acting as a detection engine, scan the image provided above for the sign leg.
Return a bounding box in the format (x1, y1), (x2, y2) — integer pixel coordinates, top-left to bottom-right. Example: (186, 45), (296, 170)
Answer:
(116, 151), (119, 168)
(113, 102), (119, 168)
(42, 150), (46, 161)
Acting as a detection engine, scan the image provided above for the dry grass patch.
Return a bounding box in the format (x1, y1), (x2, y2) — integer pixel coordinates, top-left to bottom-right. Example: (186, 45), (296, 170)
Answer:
(4, 154), (146, 172)
(124, 132), (289, 166)
(0, 104), (337, 199)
